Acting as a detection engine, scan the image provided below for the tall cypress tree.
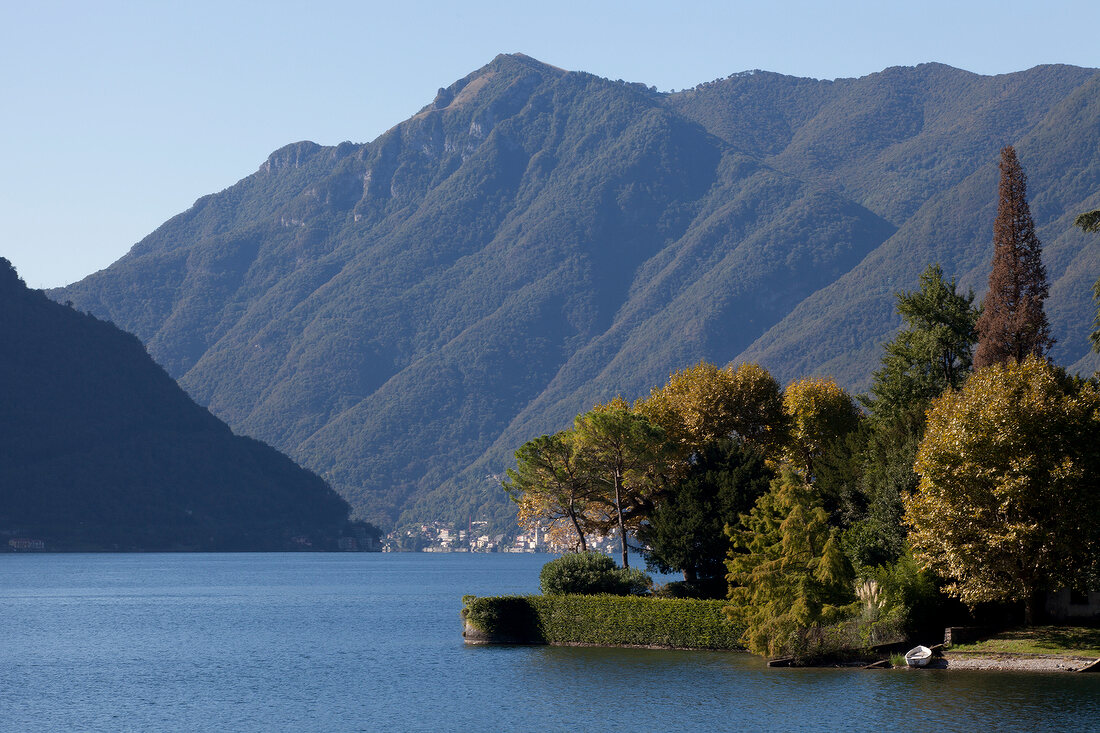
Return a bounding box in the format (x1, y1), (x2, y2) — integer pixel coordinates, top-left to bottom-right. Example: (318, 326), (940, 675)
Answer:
(974, 146), (1054, 368)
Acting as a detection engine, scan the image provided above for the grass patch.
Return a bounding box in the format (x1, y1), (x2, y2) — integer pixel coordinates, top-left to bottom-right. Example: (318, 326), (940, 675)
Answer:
(950, 626), (1100, 657)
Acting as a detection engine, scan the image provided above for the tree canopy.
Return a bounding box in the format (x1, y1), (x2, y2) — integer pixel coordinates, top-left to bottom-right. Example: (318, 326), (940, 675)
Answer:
(638, 439), (771, 591)
(865, 264), (979, 421)
(504, 431), (599, 551)
(573, 403), (669, 567)
(782, 377), (861, 478)
(905, 356), (1100, 623)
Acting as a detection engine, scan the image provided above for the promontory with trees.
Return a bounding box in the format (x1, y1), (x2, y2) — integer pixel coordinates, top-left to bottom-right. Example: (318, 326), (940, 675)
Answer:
(485, 147), (1100, 661)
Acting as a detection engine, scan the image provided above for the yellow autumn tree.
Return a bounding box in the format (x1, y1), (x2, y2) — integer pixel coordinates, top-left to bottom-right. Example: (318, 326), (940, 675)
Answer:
(781, 377), (861, 476)
(635, 361), (786, 458)
(905, 356), (1100, 623)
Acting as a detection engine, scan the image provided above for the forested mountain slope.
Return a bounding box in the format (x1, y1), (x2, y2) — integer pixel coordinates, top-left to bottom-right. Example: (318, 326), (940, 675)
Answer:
(54, 55), (1100, 528)
(2, 259), (350, 549)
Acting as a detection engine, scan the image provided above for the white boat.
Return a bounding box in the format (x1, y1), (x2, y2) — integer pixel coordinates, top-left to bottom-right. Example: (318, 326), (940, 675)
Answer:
(905, 645), (933, 667)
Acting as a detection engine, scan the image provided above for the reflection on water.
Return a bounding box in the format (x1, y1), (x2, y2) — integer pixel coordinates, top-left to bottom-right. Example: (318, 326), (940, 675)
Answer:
(2, 553), (1097, 731)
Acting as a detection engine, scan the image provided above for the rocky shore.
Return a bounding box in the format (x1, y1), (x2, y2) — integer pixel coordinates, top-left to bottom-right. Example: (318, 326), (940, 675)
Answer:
(932, 653), (1099, 673)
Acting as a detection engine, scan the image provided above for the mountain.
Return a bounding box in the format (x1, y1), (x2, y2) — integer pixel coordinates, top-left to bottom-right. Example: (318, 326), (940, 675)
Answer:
(1, 258), (351, 550)
(53, 54), (1100, 530)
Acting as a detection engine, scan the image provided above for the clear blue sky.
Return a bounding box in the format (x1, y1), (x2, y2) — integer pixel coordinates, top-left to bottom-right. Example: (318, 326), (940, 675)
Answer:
(3, 0), (1098, 288)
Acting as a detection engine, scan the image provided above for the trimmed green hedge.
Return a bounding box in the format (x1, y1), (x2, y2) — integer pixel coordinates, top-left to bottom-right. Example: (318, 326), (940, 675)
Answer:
(463, 594), (745, 650)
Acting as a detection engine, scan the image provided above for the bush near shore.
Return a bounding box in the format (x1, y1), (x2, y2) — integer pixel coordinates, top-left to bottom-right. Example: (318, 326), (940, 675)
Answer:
(462, 594), (745, 649)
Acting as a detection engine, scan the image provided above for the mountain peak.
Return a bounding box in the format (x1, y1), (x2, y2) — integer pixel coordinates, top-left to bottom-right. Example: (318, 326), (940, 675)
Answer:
(53, 60), (1100, 531)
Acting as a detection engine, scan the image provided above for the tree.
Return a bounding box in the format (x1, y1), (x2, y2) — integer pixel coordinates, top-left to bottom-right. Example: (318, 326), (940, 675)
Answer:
(905, 356), (1100, 623)
(725, 468), (857, 658)
(635, 361), (786, 460)
(1076, 209), (1100, 234)
(782, 377), (861, 478)
(1074, 208), (1100, 353)
(503, 431), (599, 551)
(638, 439), (772, 591)
(837, 418), (922, 570)
(865, 264), (980, 421)
(974, 146), (1054, 368)
(573, 403), (668, 568)
(841, 265), (979, 570)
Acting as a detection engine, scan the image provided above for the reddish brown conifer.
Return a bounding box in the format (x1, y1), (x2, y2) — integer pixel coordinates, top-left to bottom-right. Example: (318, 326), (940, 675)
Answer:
(973, 146), (1054, 368)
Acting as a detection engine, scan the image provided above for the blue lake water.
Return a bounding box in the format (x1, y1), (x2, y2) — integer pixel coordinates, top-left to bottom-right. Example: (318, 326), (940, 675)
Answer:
(2, 552), (1098, 731)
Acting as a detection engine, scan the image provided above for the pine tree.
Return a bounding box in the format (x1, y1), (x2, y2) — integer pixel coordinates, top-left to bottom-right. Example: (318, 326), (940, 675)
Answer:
(725, 468), (857, 659)
(974, 146), (1054, 368)
(866, 264), (980, 421)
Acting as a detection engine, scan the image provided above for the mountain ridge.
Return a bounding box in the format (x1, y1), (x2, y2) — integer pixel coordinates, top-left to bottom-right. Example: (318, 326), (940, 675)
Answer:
(53, 55), (1100, 529)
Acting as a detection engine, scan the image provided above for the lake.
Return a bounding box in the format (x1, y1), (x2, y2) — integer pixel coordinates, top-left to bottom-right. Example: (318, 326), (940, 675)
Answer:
(2, 553), (1097, 731)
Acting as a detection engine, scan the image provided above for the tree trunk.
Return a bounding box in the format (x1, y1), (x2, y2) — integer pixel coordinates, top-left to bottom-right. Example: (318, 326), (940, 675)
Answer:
(567, 502), (587, 552)
(1024, 591), (1043, 626)
(615, 469), (628, 568)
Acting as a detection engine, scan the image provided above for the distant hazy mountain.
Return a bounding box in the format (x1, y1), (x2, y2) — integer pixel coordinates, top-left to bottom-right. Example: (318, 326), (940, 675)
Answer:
(54, 54), (1100, 530)
(2, 259), (350, 549)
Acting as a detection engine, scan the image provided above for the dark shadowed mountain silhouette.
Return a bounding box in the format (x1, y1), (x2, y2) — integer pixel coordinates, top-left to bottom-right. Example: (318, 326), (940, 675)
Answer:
(2, 259), (351, 549)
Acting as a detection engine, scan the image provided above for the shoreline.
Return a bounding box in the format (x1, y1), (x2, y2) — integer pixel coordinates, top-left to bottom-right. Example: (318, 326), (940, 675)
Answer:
(932, 652), (1099, 673)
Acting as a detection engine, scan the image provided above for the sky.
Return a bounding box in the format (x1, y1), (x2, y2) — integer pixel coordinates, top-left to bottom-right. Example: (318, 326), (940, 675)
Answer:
(3, 0), (1098, 288)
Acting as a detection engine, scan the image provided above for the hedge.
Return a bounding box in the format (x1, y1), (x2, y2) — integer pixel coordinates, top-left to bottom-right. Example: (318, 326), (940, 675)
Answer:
(462, 594), (745, 650)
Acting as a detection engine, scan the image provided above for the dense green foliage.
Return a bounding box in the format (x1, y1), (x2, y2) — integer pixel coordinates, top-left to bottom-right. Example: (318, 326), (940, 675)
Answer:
(538, 552), (651, 596)
(0, 259), (354, 550)
(864, 264), (980, 420)
(726, 468), (859, 658)
(52, 55), (1100, 528)
(834, 266), (981, 569)
(638, 439), (772, 593)
(463, 594), (744, 649)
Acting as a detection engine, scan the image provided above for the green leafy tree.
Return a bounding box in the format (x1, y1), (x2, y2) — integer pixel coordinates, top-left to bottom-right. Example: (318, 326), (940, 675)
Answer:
(574, 402), (668, 568)
(503, 430), (599, 551)
(1074, 208), (1100, 353)
(905, 356), (1100, 623)
(840, 264), (979, 569)
(725, 468), (858, 658)
(839, 418), (922, 570)
(638, 440), (772, 591)
(865, 264), (980, 421)
(974, 146), (1054, 368)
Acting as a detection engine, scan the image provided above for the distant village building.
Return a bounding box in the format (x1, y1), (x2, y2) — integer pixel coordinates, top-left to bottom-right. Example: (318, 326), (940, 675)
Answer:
(8, 538), (45, 551)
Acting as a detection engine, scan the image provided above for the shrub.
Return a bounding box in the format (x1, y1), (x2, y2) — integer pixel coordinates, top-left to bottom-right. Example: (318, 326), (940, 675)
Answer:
(462, 594), (744, 649)
(539, 552), (651, 596)
(462, 595), (542, 641)
(652, 579), (728, 599)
